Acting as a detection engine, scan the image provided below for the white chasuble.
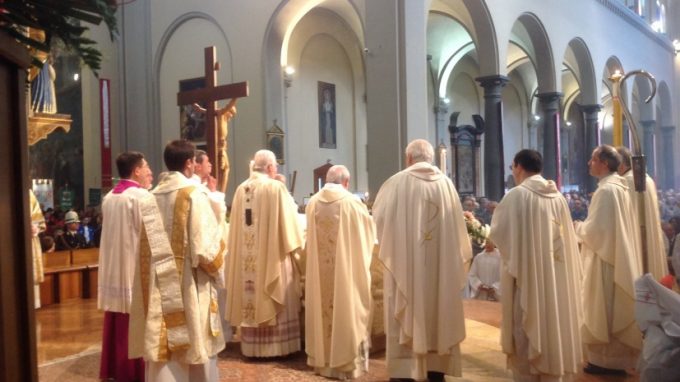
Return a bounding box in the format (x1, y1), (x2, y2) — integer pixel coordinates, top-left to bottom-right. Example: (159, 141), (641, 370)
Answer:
(622, 171), (668, 280)
(373, 162), (472, 380)
(575, 173), (642, 369)
(305, 183), (375, 379)
(489, 175), (583, 381)
(226, 171), (303, 357)
(128, 172), (225, 378)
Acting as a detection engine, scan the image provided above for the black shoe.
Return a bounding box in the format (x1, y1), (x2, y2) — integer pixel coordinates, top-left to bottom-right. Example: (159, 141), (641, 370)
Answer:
(389, 379), (415, 382)
(583, 362), (627, 375)
(427, 371), (445, 382)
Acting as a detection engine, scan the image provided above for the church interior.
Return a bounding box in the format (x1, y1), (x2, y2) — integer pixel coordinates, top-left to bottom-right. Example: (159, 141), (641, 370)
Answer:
(2, 0), (680, 381)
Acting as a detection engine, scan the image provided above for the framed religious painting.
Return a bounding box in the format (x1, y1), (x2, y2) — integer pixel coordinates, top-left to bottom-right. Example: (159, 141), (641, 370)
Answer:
(179, 77), (207, 143)
(317, 81), (336, 149)
(266, 119), (285, 164)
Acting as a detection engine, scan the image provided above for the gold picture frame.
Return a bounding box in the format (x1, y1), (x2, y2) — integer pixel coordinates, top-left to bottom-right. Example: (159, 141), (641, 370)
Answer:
(266, 119), (285, 164)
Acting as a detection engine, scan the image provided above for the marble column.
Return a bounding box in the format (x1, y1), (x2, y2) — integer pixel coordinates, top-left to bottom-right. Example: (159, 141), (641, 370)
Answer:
(660, 125), (676, 190)
(537, 92), (562, 184)
(475, 75), (508, 201)
(639, 120), (656, 176)
(580, 104), (601, 193)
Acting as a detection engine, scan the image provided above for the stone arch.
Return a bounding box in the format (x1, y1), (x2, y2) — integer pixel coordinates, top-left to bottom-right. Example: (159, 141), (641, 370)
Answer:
(564, 38), (597, 105)
(657, 81), (672, 126)
(429, 0), (499, 75)
(511, 13), (556, 93)
(262, 0), (364, 141)
(284, 7), (366, 198)
(152, 12), (233, 164)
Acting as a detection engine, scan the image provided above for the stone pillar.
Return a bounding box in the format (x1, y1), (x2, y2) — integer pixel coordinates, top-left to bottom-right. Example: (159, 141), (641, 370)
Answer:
(537, 92), (562, 184)
(639, 120), (656, 176)
(365, 0), (428, 199)
(660, 125), (676, 190)
(581, 104), (601, 193)
(475, 75), (508, 201)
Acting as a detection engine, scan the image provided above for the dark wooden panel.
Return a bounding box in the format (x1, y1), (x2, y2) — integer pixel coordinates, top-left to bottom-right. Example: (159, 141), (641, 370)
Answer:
(0, 31), (37, 382)
(39, 275), (57, 306)
(57, 270), (85, 301)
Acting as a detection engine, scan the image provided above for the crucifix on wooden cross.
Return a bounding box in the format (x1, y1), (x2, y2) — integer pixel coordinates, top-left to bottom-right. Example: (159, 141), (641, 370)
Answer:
(177, 46), (249, 193)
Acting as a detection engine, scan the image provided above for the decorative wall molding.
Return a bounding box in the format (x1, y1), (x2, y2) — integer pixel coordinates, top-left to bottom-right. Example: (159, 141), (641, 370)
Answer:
(594, 0), (674, 53)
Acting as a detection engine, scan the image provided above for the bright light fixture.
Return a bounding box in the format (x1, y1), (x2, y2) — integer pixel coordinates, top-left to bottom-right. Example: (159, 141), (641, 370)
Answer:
(284, 66), (295, 75)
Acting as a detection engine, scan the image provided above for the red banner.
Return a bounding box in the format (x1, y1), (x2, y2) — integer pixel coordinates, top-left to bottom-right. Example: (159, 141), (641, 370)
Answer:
(100, 79), (112, 188)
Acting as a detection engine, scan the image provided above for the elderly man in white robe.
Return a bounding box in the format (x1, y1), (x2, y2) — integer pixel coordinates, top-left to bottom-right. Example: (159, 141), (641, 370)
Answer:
(489, 149), (583, 382)
(305, 164), (375, 379)
(574, 144), (642, 376)
(98, 151), (152, 382)
(373, 139), (472, 382)
(128, 140), (226, 382)
(615, 146), (668, 280)
(226, 149), (303, 357)
(467, 241), (501, 301)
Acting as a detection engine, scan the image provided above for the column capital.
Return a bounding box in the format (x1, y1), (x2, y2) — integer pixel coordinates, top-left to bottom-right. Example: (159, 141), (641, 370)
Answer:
(661, 125), (676, 133)
(580, 104), (602, 114)
(536, 92), (563, 103)
(638, 119), (656, 130)
(537, 92), (562, 113)
(475, 75), (509, 97)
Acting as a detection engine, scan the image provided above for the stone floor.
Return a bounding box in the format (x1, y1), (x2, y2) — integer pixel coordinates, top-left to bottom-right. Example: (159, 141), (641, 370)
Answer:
(36, 299), (639, 381)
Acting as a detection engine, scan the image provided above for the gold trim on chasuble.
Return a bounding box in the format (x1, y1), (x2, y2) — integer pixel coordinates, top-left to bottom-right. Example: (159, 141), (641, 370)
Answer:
(241, 184), (258, 324)
(157, 186), (194, 359)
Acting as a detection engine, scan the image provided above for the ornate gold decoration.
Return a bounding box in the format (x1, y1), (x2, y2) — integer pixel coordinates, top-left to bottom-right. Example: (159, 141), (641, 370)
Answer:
(28, 113), (72, 146)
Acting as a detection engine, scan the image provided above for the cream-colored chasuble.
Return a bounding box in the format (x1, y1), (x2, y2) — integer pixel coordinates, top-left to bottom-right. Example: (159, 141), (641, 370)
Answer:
(305, 183), (375, 379)
(226, 171), (303, 357)
(489, 174), (583, 381)
(575, 173), (642, 369)
(372, 162), (472, 380)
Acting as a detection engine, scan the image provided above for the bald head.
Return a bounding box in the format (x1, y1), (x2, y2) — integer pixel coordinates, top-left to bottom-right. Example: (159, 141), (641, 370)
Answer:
(326, 165), (350, 189)
(406, 139), (434, 166)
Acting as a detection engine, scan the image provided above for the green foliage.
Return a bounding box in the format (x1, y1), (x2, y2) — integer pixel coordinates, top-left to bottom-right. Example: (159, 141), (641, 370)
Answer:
(0, 0), (118, 76)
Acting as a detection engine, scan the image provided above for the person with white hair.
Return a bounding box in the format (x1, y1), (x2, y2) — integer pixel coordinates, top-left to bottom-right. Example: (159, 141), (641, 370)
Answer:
(373, 139), (472, 382)
(225, 149), (303, 357)
(304, 165), (375, 379)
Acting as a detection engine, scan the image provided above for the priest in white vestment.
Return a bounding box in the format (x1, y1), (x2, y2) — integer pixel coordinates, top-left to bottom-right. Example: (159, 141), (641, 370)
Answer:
(616, 146), (668, 280)
(467, 241), (501, 301)
(128, 140), (226, 382)
(489, 149), (583, 382)
(225, 149), (304, 357)
(305, 165), (375, 379)
(192, 150), (231, 343)
(575, 145), (642, 375)
(373, 139), (472, 382)
(98, 151), (152, 382)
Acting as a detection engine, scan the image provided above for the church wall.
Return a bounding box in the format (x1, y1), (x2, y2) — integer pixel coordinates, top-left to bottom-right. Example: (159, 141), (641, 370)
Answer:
(81, 21), (121, 203)
(96, 0), (678, 200)
(157, 18), (232, 156)
(502, 81), (527, 184)
(287, 34), (356, 202)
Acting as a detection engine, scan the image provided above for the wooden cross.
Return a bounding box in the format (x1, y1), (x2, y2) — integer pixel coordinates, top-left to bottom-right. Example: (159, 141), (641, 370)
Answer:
(177, 46), (249, 188)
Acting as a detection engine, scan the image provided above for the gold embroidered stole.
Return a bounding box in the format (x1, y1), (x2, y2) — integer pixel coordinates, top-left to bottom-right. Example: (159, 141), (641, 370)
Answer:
(29, 190), (45, 283)
(139, 186), (194, 360)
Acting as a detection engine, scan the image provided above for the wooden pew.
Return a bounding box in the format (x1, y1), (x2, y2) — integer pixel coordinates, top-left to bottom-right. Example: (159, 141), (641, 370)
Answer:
(38, 248), (100, 306)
